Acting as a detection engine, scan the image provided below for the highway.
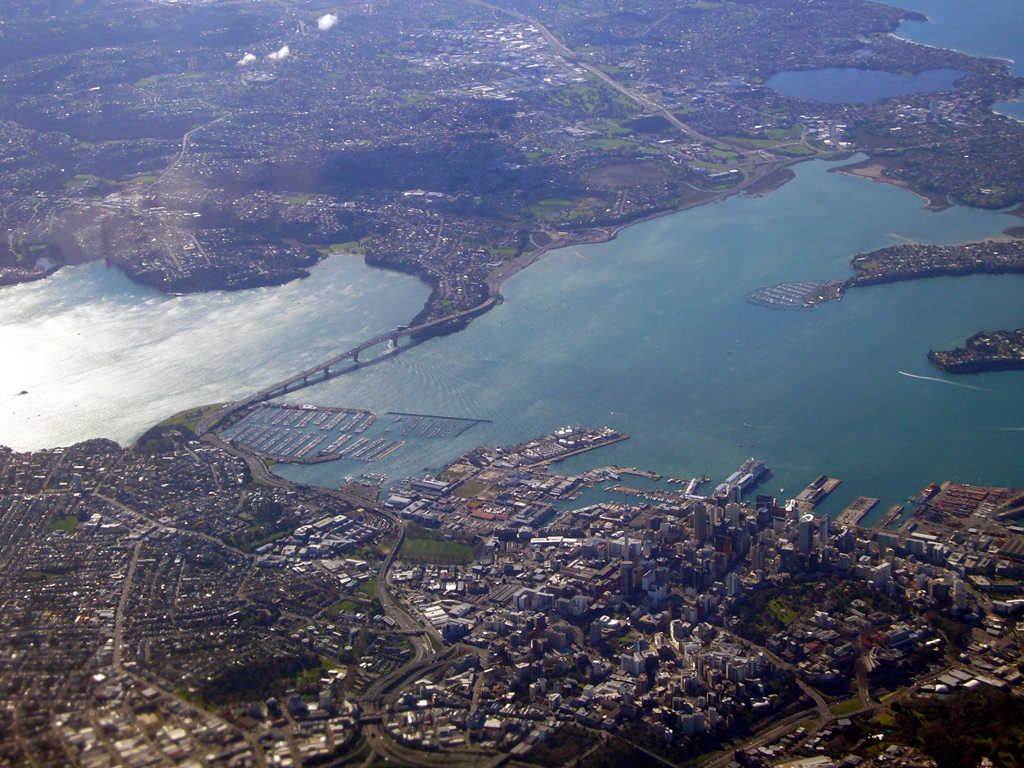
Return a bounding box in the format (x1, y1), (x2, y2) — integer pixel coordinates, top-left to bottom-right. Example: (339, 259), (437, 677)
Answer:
(468, 0), (774, 154)
(197, 423), (471, 765)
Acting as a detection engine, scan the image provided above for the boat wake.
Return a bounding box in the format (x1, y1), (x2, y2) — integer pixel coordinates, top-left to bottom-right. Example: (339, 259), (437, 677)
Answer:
(897, 370), (1001, 394)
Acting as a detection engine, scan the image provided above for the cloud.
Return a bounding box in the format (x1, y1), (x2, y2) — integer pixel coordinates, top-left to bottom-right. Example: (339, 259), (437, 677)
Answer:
(267, 45), (291, 61)
(317, 13), (338, 30)
(237, 52), (257, 65)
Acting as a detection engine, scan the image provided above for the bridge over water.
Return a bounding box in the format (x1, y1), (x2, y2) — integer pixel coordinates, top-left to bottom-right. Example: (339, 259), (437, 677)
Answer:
(196, 296), (497, 436)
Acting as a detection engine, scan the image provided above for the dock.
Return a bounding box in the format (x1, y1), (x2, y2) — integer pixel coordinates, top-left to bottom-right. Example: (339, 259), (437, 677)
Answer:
(835, 496), (879, 528)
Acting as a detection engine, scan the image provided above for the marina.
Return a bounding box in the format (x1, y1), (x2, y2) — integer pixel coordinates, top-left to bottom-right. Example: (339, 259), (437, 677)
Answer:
(222, 404), (494, 467)
(223, 404), (403, 464)
(745, 280), (846, 309)
(387, 412), (491, 439)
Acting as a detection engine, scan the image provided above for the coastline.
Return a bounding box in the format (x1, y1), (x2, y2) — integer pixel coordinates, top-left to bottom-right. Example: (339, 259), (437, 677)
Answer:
(193, 158), (815, 438)
(0, 142), (1007, 351)
(834, 158), (951, 211)
(483, 158), (811, 306)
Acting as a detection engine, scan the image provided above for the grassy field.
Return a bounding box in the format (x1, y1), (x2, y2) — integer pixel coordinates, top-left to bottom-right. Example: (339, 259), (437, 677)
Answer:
(523, 198), (570, 218)
(545, 81), (635, 117)
(584, 138), (637, 150)
(403, 537), (474, 565)
(47, 515), (79, 533)
(777, 143), (816, 157)
(158, 403), (226, 432)
(357, 578), (379, 599)
(768, 597), (799, 627)
(454, 480), (488, 498)
(327, 599), (362, 618)
(830, 698), (862, 716)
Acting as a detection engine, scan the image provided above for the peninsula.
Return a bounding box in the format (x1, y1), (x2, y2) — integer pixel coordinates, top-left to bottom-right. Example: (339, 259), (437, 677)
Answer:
(4, 411), (1024, 767)
(929, 328), (1024, 374)
(848, 240), (1024, 286)
(2, 0), (1024, 333)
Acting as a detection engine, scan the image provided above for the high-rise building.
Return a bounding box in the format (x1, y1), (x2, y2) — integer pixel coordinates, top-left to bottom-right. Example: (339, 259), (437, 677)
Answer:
(621, 561), (635, 594)
(752, 542), (767, 572)
(694, 502), (709, 543)
(798, 514), (815, 554)
(818, 514), (830, 552)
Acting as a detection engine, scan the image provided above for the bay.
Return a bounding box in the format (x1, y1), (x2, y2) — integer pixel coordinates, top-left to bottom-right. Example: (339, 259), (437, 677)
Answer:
(2, 0), (1023, 522)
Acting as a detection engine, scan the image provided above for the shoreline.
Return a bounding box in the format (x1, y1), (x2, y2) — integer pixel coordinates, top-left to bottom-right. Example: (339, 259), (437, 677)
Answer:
(191, 158), (830, 436)
(834, 158), (951, 211)
(483, 159), (812, 306)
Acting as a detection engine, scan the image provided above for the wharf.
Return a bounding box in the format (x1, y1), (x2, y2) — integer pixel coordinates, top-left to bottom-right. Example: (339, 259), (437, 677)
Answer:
(836, 496), (879, 528)
(794, 475), (842, 512)
(615, 466), (663, 481)
(522, 432), (629, 468)
(873, 505), (905, 531)
(607, 484), (646, 496)
(606, 484), (684, 504)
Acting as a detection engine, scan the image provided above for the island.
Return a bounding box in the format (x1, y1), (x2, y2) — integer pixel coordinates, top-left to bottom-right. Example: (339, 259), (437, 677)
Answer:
(845, 240), (1024, 373)
(747, 239), (1024, 374)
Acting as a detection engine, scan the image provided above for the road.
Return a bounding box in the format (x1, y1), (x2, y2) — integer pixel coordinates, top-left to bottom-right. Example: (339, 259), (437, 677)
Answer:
(112, 539), (144, 672)
(196, 423), (467, 765)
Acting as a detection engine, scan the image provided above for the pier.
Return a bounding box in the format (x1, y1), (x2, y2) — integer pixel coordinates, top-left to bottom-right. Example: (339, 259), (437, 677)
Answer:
(872, 504), (906, 531)
(615, 466), (663, 481)
(388, 412), (492, 439)
(835, 496), (879, 528)
(794, 475), (842, 511)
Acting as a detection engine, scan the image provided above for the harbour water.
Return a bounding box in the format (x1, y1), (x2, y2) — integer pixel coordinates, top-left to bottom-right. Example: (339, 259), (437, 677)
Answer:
(0, 256), (428, 450)
(274, 158), (1024, 520)
(1, 0), (1023, 522)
